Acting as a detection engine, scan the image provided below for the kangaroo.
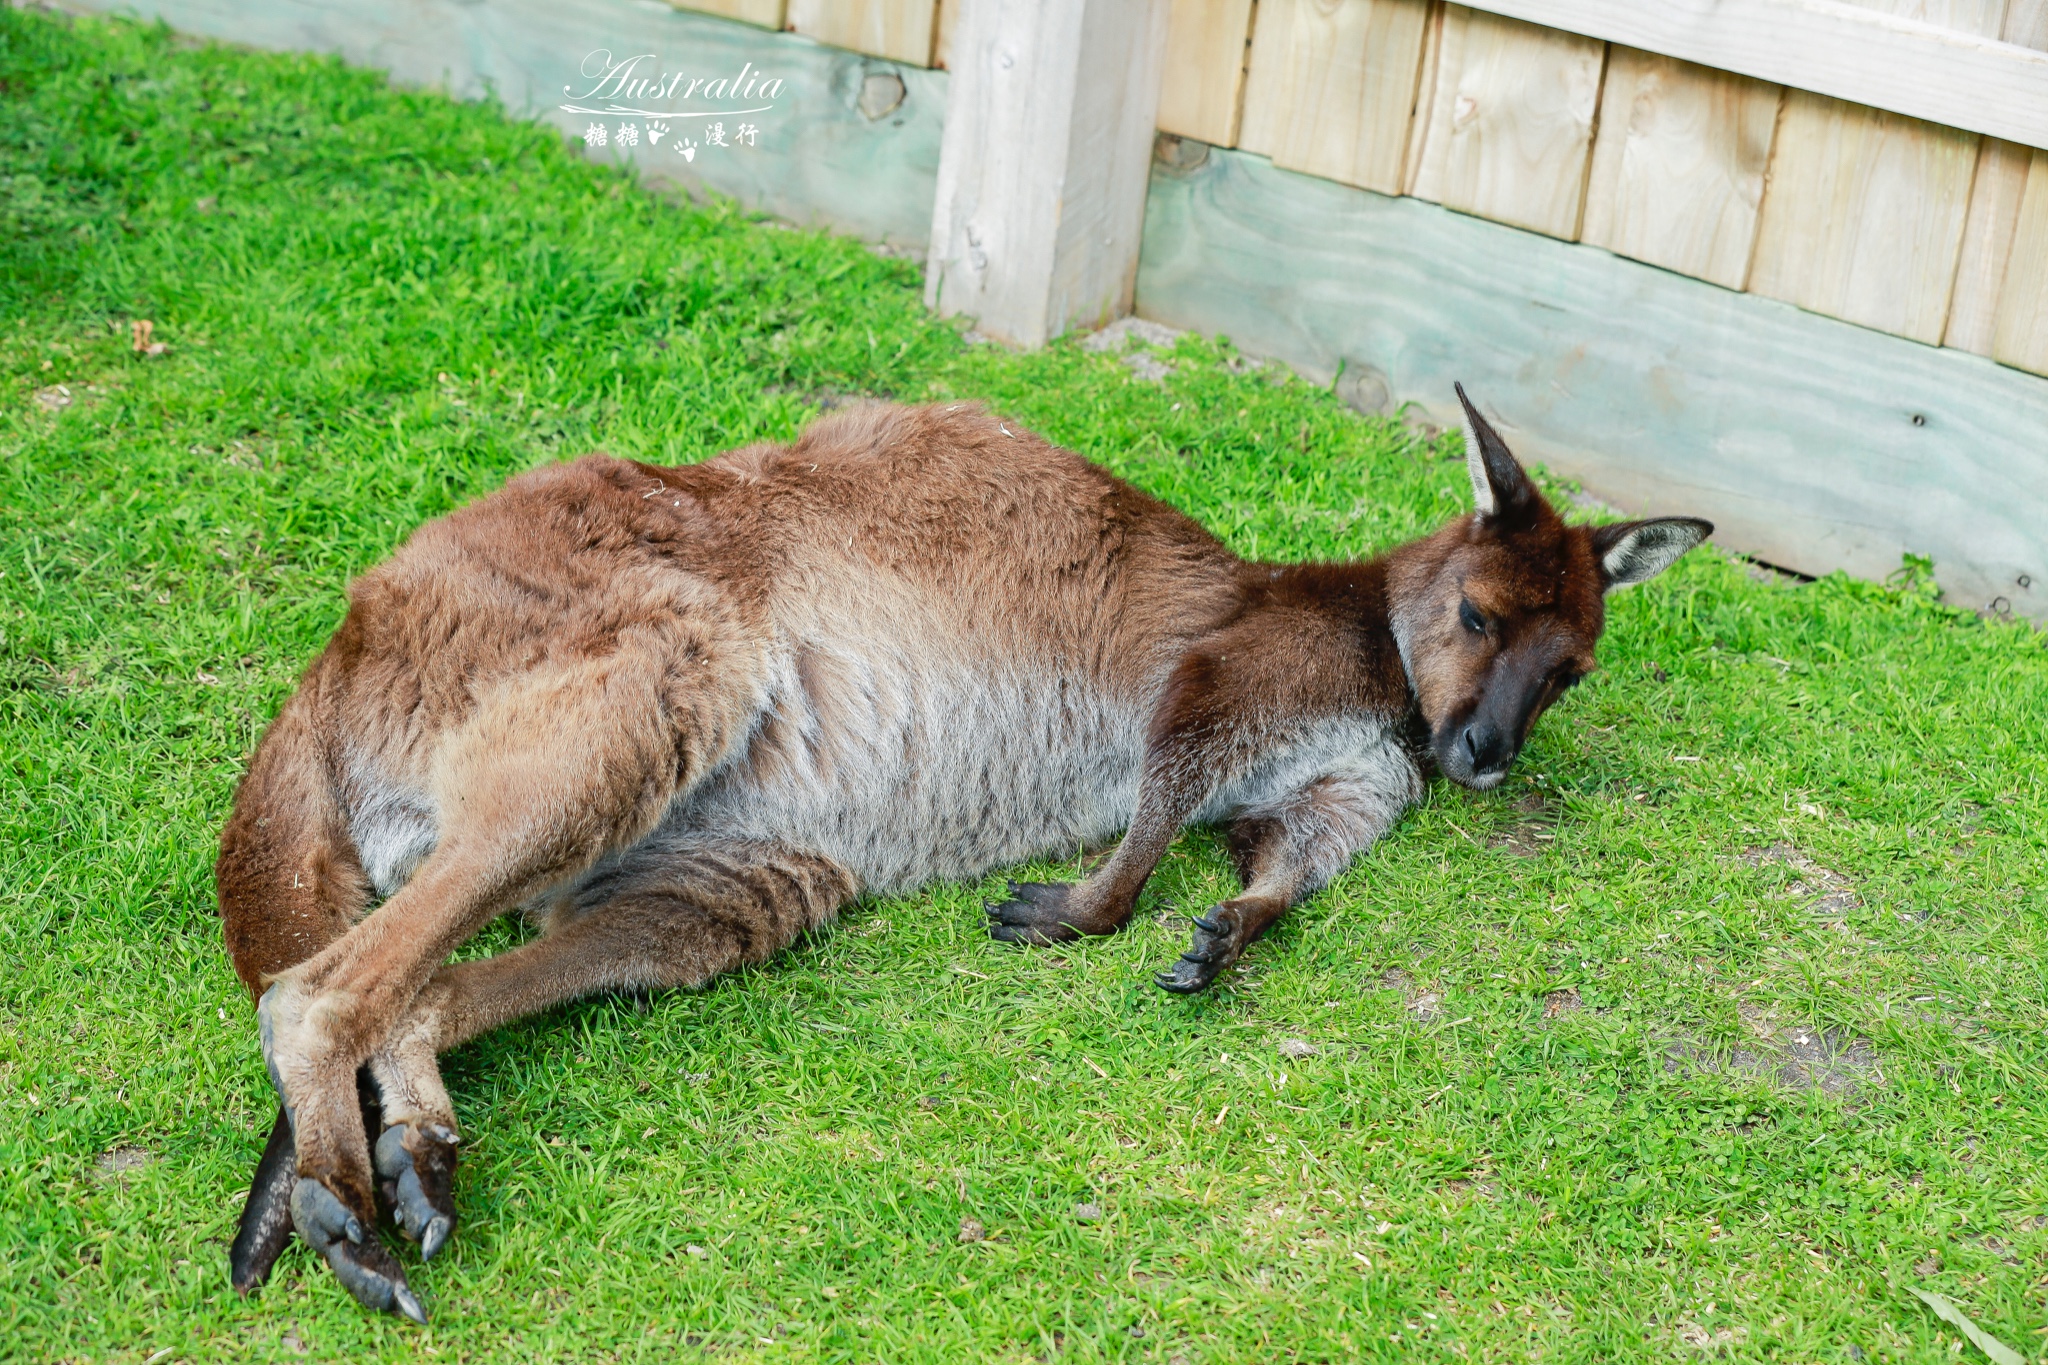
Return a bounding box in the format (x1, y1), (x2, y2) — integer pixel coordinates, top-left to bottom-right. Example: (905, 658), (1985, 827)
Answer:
(218, 388), (1708, 1319)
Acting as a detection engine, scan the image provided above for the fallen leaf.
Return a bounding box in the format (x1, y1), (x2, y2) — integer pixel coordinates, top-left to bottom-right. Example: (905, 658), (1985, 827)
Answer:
(131, 319), (168, 357)
(1905, 1286), (2022, 1365)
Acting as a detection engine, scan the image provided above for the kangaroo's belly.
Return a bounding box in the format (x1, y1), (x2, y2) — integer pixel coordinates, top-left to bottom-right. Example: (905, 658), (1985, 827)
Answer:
(670, 629), (1154, 894)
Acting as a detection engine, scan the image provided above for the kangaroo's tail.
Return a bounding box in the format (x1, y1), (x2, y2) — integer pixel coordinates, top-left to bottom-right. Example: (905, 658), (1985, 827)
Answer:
(215, 669), (372, 1292)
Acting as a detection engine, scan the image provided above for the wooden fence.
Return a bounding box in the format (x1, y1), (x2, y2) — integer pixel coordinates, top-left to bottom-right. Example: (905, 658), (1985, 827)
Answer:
(674, 0), (2048, 382)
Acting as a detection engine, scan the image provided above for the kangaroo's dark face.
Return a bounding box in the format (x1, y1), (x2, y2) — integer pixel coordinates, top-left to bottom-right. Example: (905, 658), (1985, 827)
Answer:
(1390, 385), (1713, 790)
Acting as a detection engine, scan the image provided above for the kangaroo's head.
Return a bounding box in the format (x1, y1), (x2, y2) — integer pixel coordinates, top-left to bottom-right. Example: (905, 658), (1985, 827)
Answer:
(1388, 384), (1712, 790)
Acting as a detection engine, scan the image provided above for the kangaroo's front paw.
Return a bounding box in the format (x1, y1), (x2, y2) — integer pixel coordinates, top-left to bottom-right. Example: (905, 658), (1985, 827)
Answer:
(375, 1122), (460, 1260)
(985, 881), (1083, 945)
(1153, 908), (1242, 994)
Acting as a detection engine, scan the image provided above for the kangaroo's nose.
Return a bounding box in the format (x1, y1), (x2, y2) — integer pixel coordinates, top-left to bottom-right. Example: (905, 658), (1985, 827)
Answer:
(1461, 723), (1510, 774)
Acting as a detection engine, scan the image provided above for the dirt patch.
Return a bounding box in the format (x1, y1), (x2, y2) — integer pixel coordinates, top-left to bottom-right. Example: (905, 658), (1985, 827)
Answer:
(1542, 987), (1582, 1020)
(94, 1145), (153, 1183)
(1080, 317), (1180, 382)
(765, 384), (892, 412)
(1664, 1010), (1882, 1097)
(1739, 842), (1861, 916)
(1676, 1320), (1748, 1353)
(1120, 351), (1173, 382)
(1081, 317), (1183, 353)
(1490, 792), (1557, 858)
(1380, 969), (1444, 1022)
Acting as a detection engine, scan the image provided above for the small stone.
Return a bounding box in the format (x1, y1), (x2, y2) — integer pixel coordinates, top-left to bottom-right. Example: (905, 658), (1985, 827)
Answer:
(957, 1217), (985, 1244)
(686, 1244), (707, 1258)
(1276, 1038), (1319, 1059)
(1073, 1202), (1103, 1222)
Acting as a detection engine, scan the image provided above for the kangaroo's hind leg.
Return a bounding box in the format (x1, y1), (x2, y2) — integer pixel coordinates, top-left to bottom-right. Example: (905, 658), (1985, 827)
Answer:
(258, 627), (758, 1320)
(345, 837), (852, 1262)
(387, 836), (856, 1066)
(347, 826), (855, 1269)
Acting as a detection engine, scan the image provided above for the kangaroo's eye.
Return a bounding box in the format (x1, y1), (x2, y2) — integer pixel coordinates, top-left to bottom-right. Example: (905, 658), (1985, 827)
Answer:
(1459, 600), (1486, 635)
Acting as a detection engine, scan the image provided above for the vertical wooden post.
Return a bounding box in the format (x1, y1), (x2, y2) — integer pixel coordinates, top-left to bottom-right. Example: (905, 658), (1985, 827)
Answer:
(925, 0), (1171, 346)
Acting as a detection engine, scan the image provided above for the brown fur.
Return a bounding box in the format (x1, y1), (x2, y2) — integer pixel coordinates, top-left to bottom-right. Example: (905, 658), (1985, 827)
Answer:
(216, 395), (1708, 1317)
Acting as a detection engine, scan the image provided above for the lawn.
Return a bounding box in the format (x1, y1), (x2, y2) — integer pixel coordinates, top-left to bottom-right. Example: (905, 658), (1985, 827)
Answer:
(4, 8), (2048, 1362)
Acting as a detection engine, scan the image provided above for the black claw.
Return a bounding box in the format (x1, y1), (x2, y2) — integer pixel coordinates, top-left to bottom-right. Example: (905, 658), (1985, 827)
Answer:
(393, 1283), (429, 1325)
(292, 1177), (423, 1320)
(1153, 905), (1245, 994)
(984, 881), (1082, 945)
(375, 1123), (460, 1258)
(1154, 962), (1217, 995)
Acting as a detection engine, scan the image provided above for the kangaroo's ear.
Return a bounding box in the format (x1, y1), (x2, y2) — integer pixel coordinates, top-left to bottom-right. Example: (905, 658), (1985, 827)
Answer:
(1454, 383), (1534, 521)
(1590, 517), (1714, 590)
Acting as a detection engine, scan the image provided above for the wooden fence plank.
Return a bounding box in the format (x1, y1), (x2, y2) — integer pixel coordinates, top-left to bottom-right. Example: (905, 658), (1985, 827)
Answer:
(787, 0), (939, 65)
(1946, 138), (2037, 354)
(1448, 0), (2048, 151)
(928, 0), (1172, 344)
(1408, 5), (1605, 239)
(1994, 148), (2048, 375)
(1947, 0), (2048, 355)
(934, 0), (961, 66)
(1157, 0), (1256, 146)
(1580, 48), (1780, 289)
(1747, 93), (1980, 342)
(671, 0), (786, 28)
(1237, 0), (1433, 194)
(1400, 2), (1447, 194)
(1748, 3), (2003, 343)
(1135, 146), (2048, 617)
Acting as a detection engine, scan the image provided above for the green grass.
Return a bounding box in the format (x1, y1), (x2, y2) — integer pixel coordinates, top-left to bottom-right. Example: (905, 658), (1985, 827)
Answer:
(4, 9), (2047, 1362)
